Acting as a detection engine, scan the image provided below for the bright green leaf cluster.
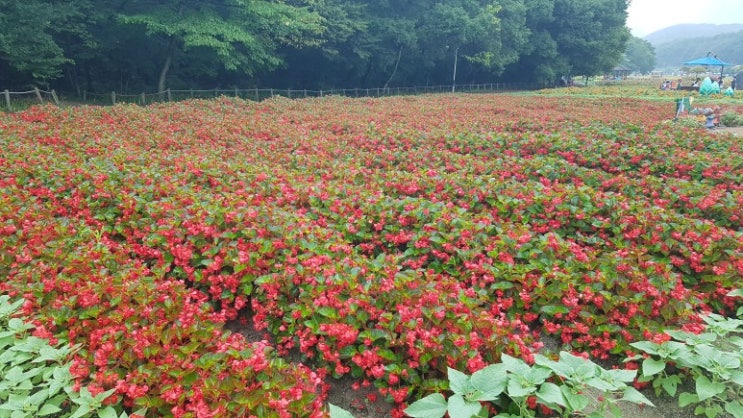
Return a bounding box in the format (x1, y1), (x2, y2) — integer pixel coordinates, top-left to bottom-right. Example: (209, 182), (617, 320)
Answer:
(0, 295), (142, 418)
(630, 312), (743, 418)
(404, 352), (652, 418)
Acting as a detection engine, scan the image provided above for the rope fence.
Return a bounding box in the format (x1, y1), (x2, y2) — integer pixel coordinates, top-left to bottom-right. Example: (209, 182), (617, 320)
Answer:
(3, 82), (545, 111)
(2, 88), (60, 111)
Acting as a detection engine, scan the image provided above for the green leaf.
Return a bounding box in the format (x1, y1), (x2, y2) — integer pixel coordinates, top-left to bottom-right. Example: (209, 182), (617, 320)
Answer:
(37, 403), (62, 416)
(536, 382), (566, 407)
(696, 375), (725, 402)
(585, 376), (618, 392)
(490, 281), (514, 290)
(726, 289), (743, 297)
(642, 358), (666, 376)
(696, 403), (724, 418)
(500, 354), (530, 375)
(404, 393), (448, 418)
(508, 378), (535, 398)
(7, 317), (33, 333)
(69, 405), (92, 418)
(317, 307), (338, 319)
(98, 407), (119, 418)
(730, 371), (743, 386)
(602, 368), (637, 383)
(660, 375), (681, 397)
(630, 341), (660, 356)
(725, 400), (743, 417)
(622, 386), (654, 407)
(31, 346), (63, 363)
(447, 394), (482, 418)
(526, 366), (553, 386)
(329, 403), (356, 418)
(470, 364), (506, 400)
(535, 356), (572, 379)
(28, 388), (50, 406)
(539, 305), (569, 315)
(448, 367), (471, 395)
(561, 385), (590, 411)
(679, 392), (699, 408)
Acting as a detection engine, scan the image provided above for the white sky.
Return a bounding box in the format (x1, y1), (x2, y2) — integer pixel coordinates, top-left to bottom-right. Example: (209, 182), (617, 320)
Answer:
(626, 0), (743, 37)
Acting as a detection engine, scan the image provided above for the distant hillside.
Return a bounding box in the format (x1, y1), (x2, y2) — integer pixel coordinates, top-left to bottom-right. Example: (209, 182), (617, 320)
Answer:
(654, 29), (743, 70)
(644, 23), (743, 46)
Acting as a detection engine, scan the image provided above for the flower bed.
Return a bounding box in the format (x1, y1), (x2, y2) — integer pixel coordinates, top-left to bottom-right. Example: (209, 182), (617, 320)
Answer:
(0, 94), (741, 417)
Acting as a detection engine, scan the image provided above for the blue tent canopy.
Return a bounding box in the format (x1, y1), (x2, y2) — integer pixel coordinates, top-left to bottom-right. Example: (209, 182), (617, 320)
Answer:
(683, 54), (729, 76)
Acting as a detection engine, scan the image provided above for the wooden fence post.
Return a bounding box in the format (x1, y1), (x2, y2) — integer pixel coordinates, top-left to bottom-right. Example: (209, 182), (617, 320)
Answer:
(51, 90), (60, 106)
(34, 87), (43, 103)
(254, 88), (258, 100)
(4, 90), (10, 111)
(83, 91), (87, 102)
(111, 91), (116, 105)
(140, 92), (146, 105)
(167, 89), (172, 102)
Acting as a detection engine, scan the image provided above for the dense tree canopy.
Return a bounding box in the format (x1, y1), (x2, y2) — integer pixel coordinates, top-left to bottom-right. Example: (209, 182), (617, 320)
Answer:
(0, 0), (633, 92)
(624, 36), (656, 74)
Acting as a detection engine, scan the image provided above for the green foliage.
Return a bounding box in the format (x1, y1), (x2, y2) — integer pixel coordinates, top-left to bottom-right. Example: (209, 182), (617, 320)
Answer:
(720, 112), (743, 127)
(630, 312), (743, 418)
(624, 36), (656, 74)
(502, 0), (630, 83)
(552, 0), (630, 77)
(0, 0), (632, 91)
(404, 352), (652, 418)
(115, 0), (324, 90)
(0, 0), (87, 83)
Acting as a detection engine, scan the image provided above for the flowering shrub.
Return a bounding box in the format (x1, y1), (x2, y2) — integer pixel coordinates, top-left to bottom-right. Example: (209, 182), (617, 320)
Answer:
(0, 93), (741, 416)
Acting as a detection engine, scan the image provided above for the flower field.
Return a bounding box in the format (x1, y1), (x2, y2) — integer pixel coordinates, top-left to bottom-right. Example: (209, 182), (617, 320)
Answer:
(0, 93), (742, 417)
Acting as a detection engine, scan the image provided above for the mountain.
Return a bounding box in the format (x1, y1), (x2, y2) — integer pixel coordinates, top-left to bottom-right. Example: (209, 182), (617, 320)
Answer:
(653, 29), (743, 70)
(644, 23), (743, 46)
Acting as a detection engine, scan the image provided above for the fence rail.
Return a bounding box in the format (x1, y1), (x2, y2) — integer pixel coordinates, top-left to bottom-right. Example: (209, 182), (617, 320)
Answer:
(3, 82), (545, 111)
(2, 87), (60, 111)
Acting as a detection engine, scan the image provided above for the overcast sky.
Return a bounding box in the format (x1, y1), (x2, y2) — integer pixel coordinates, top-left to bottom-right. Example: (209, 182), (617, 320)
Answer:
(626, 0), (743, 37)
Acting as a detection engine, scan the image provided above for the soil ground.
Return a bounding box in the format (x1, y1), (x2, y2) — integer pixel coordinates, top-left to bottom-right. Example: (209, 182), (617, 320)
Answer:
(715, 126), (743, 136)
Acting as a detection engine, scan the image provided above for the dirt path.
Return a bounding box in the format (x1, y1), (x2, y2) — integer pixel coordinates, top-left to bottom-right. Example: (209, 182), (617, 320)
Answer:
(714, 126), (743, 136)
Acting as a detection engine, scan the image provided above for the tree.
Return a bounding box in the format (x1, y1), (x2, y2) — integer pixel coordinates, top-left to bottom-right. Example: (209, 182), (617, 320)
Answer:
(551, 0), (630, 77)
(500, 0), (566, 84)
(114, 0), (325, 91)
(0, 0), (89, 84)
(501, 0), (629, 84)
(624, 36), (656, 74)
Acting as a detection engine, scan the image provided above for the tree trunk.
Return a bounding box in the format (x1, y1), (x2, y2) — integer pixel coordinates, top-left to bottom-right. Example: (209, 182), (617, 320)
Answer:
(157, 4), (181, 92)
(157, 53), (172, 93)
(383, 45), (404, 91)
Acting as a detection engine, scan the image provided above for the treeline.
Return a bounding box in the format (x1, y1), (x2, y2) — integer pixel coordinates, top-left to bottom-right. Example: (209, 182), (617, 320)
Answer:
(654, 30), (743, 70)
(0, 0), (631, 93)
